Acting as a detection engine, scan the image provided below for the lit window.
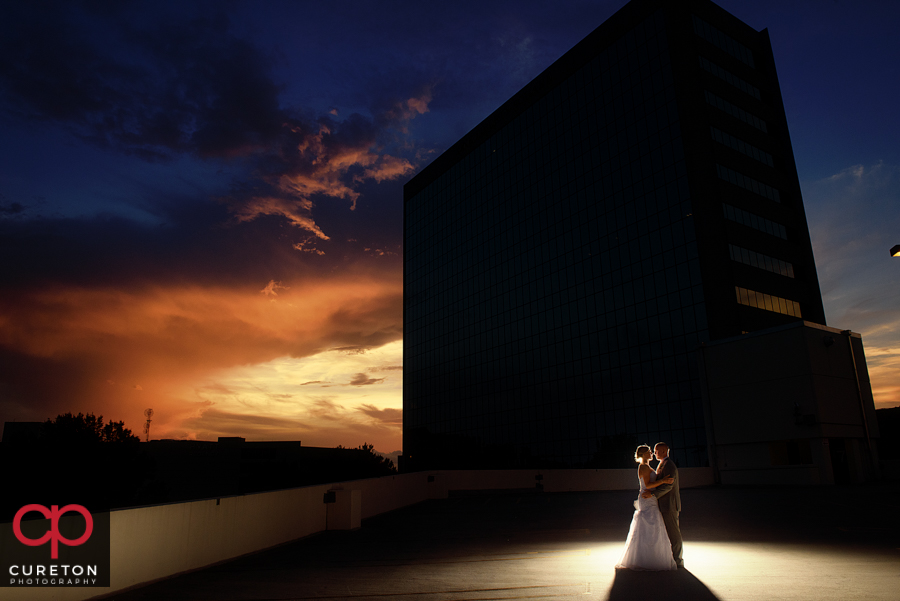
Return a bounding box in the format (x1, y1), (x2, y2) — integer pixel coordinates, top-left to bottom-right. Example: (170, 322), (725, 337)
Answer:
(735, 286), (801, 317)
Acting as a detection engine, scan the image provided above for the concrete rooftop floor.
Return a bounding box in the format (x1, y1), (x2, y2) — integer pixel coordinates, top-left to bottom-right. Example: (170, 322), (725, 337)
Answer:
(101, 483), (900, 601)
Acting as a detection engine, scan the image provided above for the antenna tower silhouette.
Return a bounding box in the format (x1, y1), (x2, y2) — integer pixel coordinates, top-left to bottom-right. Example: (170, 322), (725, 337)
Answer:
(143, 408), (154, 442)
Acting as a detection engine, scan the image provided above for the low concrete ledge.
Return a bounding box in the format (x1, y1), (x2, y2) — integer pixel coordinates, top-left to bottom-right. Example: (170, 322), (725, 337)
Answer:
(718, 464), (822, 486)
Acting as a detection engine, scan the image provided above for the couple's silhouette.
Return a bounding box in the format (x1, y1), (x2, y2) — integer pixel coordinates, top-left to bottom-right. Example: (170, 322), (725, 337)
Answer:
(616, 442), (683, 571)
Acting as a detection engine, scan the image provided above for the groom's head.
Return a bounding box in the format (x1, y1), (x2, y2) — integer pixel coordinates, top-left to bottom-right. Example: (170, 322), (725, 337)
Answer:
(654, 443), (669, 459)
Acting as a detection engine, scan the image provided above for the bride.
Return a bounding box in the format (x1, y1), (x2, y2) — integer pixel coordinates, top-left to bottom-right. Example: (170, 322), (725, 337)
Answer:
(615, 445), (677, 570)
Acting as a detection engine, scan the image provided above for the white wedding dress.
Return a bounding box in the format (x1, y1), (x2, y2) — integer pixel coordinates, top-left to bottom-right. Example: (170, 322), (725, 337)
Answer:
(615, 469), (677, 570)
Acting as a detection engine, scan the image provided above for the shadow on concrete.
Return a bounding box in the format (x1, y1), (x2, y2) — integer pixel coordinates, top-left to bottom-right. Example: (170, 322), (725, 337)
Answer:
(608, 568), (721, 601)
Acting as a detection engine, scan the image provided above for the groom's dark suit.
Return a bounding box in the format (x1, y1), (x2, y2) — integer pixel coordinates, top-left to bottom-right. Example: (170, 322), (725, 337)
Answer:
(653, 458), (683, 567)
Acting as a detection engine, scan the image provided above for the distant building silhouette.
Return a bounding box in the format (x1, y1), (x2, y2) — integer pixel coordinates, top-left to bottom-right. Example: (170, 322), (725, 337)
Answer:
(0, 433), (397, 518)
(403, 0), (878, 481)
(0, 421), (43, 443)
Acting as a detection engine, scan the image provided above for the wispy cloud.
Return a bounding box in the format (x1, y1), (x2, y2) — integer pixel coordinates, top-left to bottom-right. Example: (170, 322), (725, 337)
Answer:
(260, 280), (288, 297)
(232, 92), (430, 239)
(349, 373), (385, 386)
(357, 404), (402, 426)
(307, 398), (345, 422)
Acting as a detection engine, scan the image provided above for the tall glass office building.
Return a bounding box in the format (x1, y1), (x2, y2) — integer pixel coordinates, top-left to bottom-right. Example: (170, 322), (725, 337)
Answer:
(403, 0), (825, 470)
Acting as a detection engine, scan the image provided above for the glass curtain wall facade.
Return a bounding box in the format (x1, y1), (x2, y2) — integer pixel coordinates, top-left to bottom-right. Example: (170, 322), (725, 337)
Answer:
(403, 0), (825, 471)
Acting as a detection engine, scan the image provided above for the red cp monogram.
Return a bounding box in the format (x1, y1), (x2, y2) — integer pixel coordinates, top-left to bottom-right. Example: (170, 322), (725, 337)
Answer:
(12, 504), (94, 559)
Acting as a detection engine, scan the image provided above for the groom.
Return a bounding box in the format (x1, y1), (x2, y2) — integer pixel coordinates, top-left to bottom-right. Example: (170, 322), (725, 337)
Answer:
(641, 442), (683, 567)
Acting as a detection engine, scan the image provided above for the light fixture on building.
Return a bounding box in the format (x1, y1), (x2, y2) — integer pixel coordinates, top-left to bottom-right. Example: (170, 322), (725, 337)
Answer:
(891, 244), (900, 257)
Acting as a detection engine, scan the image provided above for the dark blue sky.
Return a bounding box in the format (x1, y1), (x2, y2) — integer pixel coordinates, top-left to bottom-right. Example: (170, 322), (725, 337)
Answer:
(1, 0), (897, 446)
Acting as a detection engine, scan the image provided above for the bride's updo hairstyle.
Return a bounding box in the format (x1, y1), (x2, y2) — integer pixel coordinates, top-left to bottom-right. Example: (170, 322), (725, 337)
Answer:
(634, 445), (651, 462)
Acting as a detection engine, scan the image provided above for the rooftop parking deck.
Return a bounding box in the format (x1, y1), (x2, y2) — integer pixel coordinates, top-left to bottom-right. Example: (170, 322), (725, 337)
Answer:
(102, 483), (899, 601)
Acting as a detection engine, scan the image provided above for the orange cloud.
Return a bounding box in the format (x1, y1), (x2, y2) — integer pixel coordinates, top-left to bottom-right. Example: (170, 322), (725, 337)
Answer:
(407, 93), (432, 116)
(358, 403), (403, 427)
(359, 154), (415, 184)
(292, 239), (326, 255)
(349, 373), (384, 386)
(381, 91), (434, 134)
(260, 280), (288, 297)
(232, 91), (432, 237)
(233, 195), (330, 240)
(274, 126), (415, 211)
(0, 269), (403, 449)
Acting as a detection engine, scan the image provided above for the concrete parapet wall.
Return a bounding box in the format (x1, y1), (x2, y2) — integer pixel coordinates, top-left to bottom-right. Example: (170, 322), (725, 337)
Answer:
(333, 472), (430, 519)
(10, 468), (712, 600)
(10, 484), (334, 601)
(718, 465), (822, 486)
(108, 485), (332, 592)
(427, 468), (714, 497)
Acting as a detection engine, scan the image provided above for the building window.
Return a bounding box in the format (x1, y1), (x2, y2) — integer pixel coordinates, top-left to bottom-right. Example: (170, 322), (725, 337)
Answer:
(735, 286), (802, 317)
(711, 127), (773, 167)
(705, 91), (767, 132)
(699, 56), (760, 99)
(729, 244), (794, 277)
(693, 15), (755, 67)
(723, 204), (787, 239)
(717, 164), (780, 202)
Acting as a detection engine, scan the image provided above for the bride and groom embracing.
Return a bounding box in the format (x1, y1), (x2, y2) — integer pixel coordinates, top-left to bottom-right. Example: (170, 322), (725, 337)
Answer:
(616, 442), (684, 571)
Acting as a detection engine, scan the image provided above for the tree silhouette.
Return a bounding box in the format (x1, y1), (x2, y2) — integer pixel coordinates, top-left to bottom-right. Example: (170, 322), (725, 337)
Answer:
(357, 442), (397, 473)
(336, 443), (397, 475)
(0, 412), (145, 520)
(43, 412), (140, 444)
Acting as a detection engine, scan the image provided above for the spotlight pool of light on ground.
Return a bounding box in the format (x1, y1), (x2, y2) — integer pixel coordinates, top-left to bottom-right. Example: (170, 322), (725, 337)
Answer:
(618, 541), (900, 601)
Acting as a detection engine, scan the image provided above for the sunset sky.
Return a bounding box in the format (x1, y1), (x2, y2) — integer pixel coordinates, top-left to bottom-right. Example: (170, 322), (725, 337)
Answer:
(1, 0), (898, 455)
